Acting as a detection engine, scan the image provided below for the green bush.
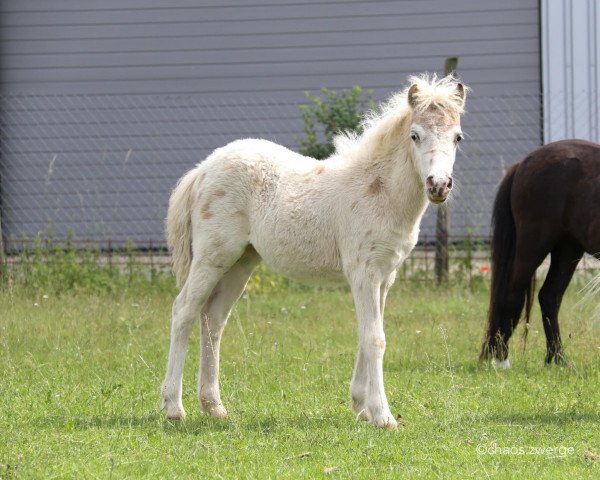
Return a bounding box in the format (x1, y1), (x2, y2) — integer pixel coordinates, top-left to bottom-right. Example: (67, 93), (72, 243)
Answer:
(297, 86), (375, 160)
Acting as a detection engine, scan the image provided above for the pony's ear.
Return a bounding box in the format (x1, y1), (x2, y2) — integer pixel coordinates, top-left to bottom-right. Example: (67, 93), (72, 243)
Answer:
(407, 84), (419, 109)
(456, 83), (466, 106)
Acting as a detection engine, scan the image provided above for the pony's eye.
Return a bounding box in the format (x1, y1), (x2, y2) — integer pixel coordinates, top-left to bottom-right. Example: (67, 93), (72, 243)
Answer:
(410, 132), (419, 142)
(455, 133), (463, 143)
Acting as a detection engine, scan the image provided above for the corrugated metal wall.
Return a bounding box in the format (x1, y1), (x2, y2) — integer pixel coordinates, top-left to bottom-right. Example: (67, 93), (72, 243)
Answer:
(0, 0), (542, 246)
(542, 0), (600, 142)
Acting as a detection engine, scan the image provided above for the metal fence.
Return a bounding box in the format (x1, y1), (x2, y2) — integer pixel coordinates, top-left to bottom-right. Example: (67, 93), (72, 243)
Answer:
(0, 90), (598, 278)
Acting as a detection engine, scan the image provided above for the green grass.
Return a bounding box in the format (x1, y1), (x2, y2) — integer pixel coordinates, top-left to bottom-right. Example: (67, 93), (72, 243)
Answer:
(1, 278), (599, 478)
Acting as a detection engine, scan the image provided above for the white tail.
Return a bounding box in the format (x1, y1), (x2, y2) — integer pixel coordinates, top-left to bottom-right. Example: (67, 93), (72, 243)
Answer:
(582, 271), (600, 318)
(166, 168), (200, 287)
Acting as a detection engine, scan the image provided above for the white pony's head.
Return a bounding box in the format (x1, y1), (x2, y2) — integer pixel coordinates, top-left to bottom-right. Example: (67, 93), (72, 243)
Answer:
(406, 74), (468, 204)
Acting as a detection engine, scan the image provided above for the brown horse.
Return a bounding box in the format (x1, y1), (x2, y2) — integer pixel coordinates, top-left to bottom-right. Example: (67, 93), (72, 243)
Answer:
(481, 139), (600, 366)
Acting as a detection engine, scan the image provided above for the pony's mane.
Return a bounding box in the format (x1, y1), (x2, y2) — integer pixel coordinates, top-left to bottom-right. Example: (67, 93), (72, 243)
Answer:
(333, 73), (468, 160)
(403, 73), (468, 118)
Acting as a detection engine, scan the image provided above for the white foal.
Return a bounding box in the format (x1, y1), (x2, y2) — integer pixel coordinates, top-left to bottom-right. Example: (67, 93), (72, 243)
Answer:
(161, 74), (468, 428)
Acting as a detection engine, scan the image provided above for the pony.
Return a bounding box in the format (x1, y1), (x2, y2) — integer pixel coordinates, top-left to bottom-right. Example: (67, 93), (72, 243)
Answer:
(481, 139), (600, 366)
(161, 74), (468, 429)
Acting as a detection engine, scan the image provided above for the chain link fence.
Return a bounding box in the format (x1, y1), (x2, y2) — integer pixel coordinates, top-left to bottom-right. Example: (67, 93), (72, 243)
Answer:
(1, 90), (598, 280)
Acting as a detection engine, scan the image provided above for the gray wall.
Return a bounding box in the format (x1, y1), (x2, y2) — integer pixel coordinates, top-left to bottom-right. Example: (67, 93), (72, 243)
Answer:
(0, 0), (542, 247)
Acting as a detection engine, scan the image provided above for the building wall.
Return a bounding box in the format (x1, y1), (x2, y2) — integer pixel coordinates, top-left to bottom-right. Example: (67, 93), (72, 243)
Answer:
(542, 0), (600, 143)
(0, 0), (542, 246)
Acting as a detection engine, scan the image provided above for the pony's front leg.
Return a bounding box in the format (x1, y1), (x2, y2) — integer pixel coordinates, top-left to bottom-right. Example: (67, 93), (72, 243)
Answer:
(349, 276), (397, 429)
(351, 271), (396, 421)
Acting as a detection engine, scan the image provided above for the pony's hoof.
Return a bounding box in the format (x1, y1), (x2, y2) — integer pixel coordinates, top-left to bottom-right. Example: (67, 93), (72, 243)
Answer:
(352, 398), (369, 421)
(208, 405), (228, 419)
(201, 399), (228, 418)
(165, 405), (186, 420)
(493, 358), (511, 369)
(363, 404), (398, 429)
(371, 413), (398, 430)
(161, 394), (187, 420)
(353, 407), (369, 422)
(550, 353), (574, 369)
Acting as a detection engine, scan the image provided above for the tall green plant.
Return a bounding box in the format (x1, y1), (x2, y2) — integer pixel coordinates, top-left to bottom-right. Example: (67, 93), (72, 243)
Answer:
(1, 235), (175, 295)
(297, 86), (375, 160)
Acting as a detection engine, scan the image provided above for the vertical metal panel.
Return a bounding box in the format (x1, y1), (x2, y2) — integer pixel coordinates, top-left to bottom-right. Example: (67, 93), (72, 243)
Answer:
(542, 0), (600, 142)
(0, 0), (542, 245)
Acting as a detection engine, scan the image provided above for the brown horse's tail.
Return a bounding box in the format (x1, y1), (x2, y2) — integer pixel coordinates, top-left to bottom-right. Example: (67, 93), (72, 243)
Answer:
(480, 163), (535, 360)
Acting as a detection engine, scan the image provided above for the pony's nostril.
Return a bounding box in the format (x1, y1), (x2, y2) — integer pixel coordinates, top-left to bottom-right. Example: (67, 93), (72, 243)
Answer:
(426, 176), (435, 189)
(447, 177), (453, 190)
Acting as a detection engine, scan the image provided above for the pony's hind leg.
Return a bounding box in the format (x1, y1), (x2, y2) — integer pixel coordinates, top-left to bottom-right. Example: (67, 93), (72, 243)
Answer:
(161, 259), (227, 419)
(161, 283), (194, 419)
(538, 240), (583, 364)
(486, 237), (548, 364)
(489, 264), (535, 364)
(198, 246), (260, 418)
(162, 238), (251, 419)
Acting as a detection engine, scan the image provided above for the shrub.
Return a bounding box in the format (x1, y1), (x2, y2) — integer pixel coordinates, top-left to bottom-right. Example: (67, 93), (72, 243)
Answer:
(297, 86), (375, 160)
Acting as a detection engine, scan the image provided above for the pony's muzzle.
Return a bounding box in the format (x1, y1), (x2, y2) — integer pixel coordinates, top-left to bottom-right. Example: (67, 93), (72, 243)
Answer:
(426, 175), (452, 203)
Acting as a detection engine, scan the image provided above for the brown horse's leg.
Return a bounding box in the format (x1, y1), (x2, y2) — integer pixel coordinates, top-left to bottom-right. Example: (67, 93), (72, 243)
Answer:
(538, 240), (583, 364)
(488, 236), (549, 362)
(493, 266), (536, 360)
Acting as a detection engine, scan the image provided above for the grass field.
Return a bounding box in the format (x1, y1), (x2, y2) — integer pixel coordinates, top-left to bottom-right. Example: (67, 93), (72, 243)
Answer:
(1, 275), (599, 479)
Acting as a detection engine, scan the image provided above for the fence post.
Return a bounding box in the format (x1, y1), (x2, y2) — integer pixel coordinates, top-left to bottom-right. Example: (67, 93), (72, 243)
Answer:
(435, 56), (458, 285)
